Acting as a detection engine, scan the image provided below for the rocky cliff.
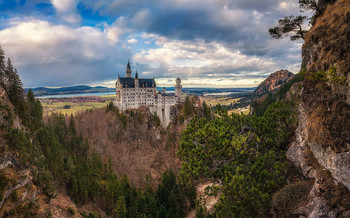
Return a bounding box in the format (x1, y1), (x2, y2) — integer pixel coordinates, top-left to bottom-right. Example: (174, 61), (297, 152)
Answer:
(253, 69), (294, 99)
(287, 0), (350, 216)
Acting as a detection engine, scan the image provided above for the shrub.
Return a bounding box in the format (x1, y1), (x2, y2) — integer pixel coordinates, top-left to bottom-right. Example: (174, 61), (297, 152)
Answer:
(106, 101), (115, 112)
(63, 105), (71, 109)
(307, 67), (346, 84)
(10, 190), (18, 202)
(272, 180), (314, 216)
(68, 207), (75, 215)
(0, 172), (8, 200)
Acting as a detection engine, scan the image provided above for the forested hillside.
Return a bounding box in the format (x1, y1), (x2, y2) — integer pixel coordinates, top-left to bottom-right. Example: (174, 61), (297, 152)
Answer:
(0, 47), (195, 217)
(72, 104), (182, 189)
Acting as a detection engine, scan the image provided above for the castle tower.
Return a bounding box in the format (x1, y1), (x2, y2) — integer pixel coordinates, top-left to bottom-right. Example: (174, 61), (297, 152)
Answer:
(175, 77), (182, 100)
(135, 70), (139, 87)
(126, 59), (131, 78)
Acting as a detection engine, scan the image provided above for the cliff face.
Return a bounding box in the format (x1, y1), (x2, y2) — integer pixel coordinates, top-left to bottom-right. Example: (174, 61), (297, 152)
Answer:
(287, 0), (350, 216)
(253, 69), (294, 99)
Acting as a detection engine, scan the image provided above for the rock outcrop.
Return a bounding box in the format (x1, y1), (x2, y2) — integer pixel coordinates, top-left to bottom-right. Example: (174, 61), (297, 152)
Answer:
(253, 69), (294, 100)
(287, 0), (350, 216)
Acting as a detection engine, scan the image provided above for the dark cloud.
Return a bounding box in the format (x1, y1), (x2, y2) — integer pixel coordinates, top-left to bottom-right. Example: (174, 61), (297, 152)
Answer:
(81, 0), (301, 56)
(0, 0), (304, 87)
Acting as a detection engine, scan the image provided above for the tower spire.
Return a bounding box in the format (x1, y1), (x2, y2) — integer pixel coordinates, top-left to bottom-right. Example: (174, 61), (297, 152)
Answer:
(126, 59), (132, 77)
(135, 70), (138, 78)
(127, 58), (131, 70)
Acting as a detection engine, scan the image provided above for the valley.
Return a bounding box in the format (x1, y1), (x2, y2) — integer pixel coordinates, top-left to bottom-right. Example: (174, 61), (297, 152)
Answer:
(38, 90), (253, 116)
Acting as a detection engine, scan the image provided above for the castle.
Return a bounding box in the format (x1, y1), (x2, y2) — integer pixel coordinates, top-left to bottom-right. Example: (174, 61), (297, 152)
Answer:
(115, 60), (182, 126)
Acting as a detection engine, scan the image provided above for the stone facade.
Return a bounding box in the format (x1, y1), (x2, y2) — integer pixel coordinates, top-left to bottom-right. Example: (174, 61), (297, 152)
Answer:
(115, 61), (182, 126)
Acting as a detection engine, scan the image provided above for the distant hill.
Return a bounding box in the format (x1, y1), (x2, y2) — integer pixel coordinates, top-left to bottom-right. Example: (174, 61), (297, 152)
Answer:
(25, 85), (115, 96)
(26, 85), (256, 97)
(253, 70), (294, 99)
(183, 87), (255, 95)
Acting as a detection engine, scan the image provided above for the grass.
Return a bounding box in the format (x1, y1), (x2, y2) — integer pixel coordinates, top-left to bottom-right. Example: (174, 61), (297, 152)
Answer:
(201, 96), (241, 107)
(228, 106), (250, 115)
(41, 101), (109, 115)
(39, 94), (115, 115)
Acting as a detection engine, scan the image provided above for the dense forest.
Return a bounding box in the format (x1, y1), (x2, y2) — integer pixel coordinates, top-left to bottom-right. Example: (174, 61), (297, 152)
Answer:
(178, 99), (299, 217)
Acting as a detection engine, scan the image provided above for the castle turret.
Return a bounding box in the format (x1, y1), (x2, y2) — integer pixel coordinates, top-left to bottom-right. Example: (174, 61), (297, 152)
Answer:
(126, 59), (131, 78)
(175, 77), (182, 101)
(135, 70), (139, 87)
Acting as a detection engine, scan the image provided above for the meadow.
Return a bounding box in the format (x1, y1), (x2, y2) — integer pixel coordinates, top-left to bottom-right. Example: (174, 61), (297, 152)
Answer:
(40, 95), (114, 115)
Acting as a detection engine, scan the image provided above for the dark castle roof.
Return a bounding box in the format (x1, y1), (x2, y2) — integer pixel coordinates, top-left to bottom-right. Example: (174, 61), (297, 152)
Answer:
(139, 79), (156, 88)
(119, 77), (156, 88)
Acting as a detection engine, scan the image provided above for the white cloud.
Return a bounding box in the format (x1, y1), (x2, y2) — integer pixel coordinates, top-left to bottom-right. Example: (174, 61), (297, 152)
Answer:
(51, 0), (81, 25)
(132, 34), (300, 87)
(128, 38), (138, 44)
(105, 17), (131, 44)
(51, 0), (77, 13)
(134, 37), (275, 77)
(0, 0), (304, 88)
(0, 18), (131, 87)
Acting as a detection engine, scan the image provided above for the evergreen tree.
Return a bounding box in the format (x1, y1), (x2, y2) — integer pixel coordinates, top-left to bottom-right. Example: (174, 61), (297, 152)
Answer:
(114, 196), (127, 218)
(269, 15), (308, 41)
(184, 96), (194, 117)
(5, 58), (14, 88)
(6, 58), (23, 103)
(177, 102), (296, 216)
(26, 89), (43, 130)
(68, 114), (77, 136)
(0, 46), (5, 84)
(202, 101), (211, 120)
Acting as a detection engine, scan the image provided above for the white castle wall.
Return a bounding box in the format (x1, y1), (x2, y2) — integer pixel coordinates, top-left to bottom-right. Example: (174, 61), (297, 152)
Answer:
(149, 104), (172, 127)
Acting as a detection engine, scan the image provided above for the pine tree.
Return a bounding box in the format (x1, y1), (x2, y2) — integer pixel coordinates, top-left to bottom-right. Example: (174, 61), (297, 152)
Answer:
(0, 46), (6, 84)
(4, 58), (14, 88)
(68, 114), (77, 136)
(269, 15), (308, 41)
(6, 58), (23, 102)
(114, 196), (127, 218)
(184, 96), (194, 117)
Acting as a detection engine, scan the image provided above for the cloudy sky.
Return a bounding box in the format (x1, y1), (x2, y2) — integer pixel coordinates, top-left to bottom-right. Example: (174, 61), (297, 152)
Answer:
(0, 0), (303, 88)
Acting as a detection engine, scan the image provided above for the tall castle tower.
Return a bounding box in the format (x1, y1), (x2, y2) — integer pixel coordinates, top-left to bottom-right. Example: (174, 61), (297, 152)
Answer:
(126, 59), (132, 78)
(175, 77), (182, 101)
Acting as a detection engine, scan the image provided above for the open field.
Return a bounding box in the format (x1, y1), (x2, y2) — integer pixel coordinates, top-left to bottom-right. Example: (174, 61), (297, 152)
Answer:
(40, 93), (251, 116)
(40, 95), (114, 115)
(228, 106), (251, 115)
(201, 96), (242, 107)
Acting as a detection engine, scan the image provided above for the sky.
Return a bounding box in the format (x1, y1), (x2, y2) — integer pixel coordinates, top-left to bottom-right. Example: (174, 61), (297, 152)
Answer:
(0, 0), (304, 88)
